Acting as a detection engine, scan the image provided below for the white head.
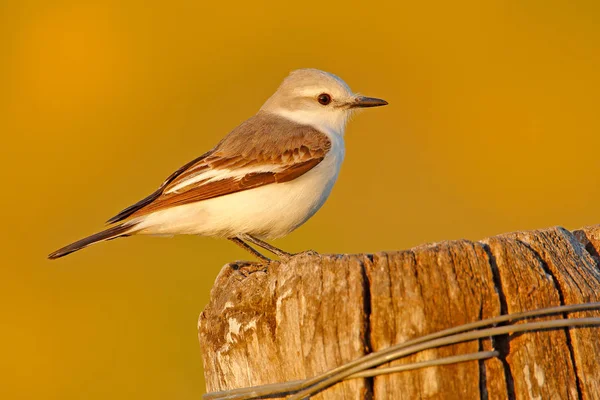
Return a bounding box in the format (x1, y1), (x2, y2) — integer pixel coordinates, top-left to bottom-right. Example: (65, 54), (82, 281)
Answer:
(260, 69), (387, 135)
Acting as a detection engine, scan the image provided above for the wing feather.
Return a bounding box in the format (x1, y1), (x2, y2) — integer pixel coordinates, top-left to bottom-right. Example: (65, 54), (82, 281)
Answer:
(106, 150), (214, 224)
(106, 112), (331, 223)
(130, 158), (322, 216)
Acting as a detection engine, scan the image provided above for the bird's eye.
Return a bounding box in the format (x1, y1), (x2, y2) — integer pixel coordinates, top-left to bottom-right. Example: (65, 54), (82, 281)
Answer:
(317, 93), (332, 106)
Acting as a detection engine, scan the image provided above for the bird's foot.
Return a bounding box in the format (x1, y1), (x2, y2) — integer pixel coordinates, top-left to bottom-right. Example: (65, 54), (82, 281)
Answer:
(279, 249), (319, 262)
(230, 260), (269, 276)
(297, 249), (319, 257)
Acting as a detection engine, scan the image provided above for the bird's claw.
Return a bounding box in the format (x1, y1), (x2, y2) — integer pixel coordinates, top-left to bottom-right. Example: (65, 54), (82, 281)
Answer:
(279, 249), (319, 262)
(231, 260), (269, 276)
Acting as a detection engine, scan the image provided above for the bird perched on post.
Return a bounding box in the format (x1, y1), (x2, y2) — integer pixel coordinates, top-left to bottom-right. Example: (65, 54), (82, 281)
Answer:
(49, 68), (388, 262)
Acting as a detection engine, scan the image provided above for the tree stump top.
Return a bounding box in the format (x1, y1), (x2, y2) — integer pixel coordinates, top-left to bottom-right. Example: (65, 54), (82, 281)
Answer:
(199, 225), (600, 399)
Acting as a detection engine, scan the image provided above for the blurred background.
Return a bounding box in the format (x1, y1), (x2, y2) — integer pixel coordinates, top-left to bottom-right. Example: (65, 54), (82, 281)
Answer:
(2, 0), (600, 398)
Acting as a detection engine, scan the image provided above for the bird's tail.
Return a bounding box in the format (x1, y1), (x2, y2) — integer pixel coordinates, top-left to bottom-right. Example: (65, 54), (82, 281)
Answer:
(48, 223), (136, 260)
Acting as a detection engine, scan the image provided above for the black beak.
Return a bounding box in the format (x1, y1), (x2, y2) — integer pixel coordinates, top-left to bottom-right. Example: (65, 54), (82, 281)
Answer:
(350, 96), (388, 108)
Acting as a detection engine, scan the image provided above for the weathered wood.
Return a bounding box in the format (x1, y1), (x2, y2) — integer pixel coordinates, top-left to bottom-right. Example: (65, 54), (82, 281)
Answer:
(199, 254), (372, 399)
(366, 241), (501, 399)
(484, 235), (578, 399)
(198, 226), (600, 399)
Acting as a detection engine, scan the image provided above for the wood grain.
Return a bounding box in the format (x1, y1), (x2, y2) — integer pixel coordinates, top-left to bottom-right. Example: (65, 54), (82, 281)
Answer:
(199, 254), (371, 399)
(199, 226), (600, 399)
(366, 241), (501, 399)
(483, 234), (578, 399)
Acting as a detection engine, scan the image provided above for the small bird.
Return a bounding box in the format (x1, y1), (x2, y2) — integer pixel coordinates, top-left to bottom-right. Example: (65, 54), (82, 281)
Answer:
(49, 69), (387, 261)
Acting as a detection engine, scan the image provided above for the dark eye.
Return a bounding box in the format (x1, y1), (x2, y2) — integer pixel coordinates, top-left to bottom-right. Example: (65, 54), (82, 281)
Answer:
(317, 93), (332, 105)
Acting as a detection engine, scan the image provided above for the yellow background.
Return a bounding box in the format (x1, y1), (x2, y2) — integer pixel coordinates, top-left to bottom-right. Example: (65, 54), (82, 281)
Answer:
(2, 1), (600, 398)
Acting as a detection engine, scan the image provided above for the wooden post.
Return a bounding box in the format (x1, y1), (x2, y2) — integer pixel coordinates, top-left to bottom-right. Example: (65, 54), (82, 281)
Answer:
(198, 226), (600, 399)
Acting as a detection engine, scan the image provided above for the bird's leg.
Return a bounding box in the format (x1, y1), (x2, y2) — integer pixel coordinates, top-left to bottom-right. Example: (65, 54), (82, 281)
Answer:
(228, 237), (272, 263)
(238, 234), (294, 258)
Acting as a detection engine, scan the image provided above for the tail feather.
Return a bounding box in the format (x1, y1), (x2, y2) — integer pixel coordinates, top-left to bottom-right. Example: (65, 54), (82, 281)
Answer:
(48, 223), (135, 260)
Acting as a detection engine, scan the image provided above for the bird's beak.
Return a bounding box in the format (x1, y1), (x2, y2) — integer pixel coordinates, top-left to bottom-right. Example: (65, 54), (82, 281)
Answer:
(349, 96), (388, 108)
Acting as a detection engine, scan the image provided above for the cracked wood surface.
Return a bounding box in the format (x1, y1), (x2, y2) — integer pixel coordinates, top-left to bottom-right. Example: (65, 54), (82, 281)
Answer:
(198, 226), (600, 399)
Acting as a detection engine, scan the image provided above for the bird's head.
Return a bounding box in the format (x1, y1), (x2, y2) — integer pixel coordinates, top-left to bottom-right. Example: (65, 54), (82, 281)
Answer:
(260, 68), (387, 135)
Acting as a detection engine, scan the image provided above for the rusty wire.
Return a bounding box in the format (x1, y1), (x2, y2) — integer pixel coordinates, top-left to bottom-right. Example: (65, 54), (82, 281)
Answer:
(203, 302), (600, 400)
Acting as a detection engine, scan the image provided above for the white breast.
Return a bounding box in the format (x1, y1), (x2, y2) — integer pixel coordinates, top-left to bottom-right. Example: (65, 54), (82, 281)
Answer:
(135, 132), (345, 239)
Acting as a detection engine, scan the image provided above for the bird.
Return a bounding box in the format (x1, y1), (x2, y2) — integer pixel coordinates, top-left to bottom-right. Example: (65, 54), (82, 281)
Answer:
(48, 68), (388, 262)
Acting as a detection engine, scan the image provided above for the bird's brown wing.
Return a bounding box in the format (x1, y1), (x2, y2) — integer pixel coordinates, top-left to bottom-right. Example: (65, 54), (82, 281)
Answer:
(106, 112), (331, 223)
